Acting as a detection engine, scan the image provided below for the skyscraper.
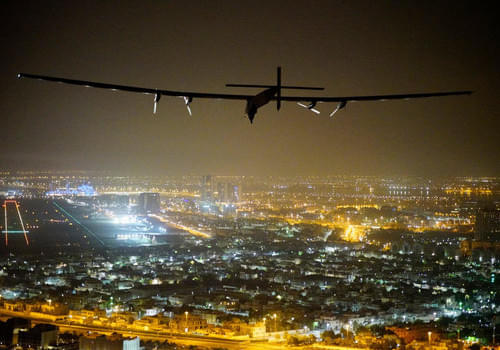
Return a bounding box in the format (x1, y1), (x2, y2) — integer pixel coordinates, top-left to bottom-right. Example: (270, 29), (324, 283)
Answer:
(216, 182), (239, 203)
(201, 175), (213, 201)
(137, 193), (160, 215)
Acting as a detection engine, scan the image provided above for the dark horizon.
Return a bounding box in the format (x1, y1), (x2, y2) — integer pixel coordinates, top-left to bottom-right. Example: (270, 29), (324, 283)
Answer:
(1, 1), (499, 176)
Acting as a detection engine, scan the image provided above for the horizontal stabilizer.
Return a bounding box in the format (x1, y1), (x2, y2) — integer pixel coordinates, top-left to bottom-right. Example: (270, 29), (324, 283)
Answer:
(226, 84), (324, 90)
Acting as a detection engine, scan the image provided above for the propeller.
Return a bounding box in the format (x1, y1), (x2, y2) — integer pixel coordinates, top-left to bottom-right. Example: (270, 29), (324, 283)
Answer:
(297, 101), (320, 115)
(183, 96), (193, 116)
(153, 93), (161, 114)
(330, 101), (347, 118)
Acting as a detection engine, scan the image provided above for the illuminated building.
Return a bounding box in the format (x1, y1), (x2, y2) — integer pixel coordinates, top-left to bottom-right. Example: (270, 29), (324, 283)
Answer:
(201, 175), (213, 201)
(137, 193), (160, 215)
(474, 205), (500, 241)
(216, 182), (239, 202)
(388, 326), (441, 344)
(168, 314), (207, 332)
(460, 239), (500, 256)
(97, 194), (130, 209)
(46, 183), (96, 197)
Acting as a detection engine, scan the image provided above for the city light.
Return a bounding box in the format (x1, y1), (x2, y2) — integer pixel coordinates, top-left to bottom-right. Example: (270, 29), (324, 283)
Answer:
(0, 173), (498, 348)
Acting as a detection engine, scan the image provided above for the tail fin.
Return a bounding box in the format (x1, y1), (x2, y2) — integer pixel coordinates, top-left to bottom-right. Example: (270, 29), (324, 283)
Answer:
(277, 66), (281, 110)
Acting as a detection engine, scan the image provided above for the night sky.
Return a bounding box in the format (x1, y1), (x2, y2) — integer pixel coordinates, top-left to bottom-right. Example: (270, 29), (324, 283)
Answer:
(1, 1), (499, 176)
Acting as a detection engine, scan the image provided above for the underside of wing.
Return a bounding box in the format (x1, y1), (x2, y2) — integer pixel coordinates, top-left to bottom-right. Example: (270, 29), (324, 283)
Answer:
(283, 90), (473, 117)
(17, 73), (254, 100)
(278, 90), (473, 103)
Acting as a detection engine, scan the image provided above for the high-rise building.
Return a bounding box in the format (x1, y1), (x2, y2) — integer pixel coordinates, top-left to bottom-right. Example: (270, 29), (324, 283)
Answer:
(217, 182), (228, 202)
(474, 205), (500, 241)
(216, 182), (239, 203)
(137, 193), (160, 215)
(232, 184), (240, 202)
(201, 175), (213, 201)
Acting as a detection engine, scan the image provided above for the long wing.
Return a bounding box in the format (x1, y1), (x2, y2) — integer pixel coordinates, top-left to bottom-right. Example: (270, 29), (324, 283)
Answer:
(278, 91), (473, 102)
(18, 73), (472, 102)
(17, 73), (254, 100)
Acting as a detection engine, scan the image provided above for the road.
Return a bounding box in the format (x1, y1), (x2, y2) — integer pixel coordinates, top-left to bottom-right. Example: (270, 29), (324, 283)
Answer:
(149, 214), (212, 238)
(0, 309), (287, 349)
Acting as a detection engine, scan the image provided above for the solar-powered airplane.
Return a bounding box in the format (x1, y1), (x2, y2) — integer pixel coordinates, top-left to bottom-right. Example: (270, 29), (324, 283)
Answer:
(18, 67), (472, 123)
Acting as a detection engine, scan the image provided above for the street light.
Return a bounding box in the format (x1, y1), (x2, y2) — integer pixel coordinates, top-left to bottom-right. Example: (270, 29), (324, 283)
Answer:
(185, 311), (189, 333)
(428, 331), (432, 345)
(273, 314), (277, 332)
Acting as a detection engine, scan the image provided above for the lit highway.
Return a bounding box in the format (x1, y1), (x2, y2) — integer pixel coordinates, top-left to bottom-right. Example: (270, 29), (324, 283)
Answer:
(0, 308), (300, 349)
(149, 214), (212, 238)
